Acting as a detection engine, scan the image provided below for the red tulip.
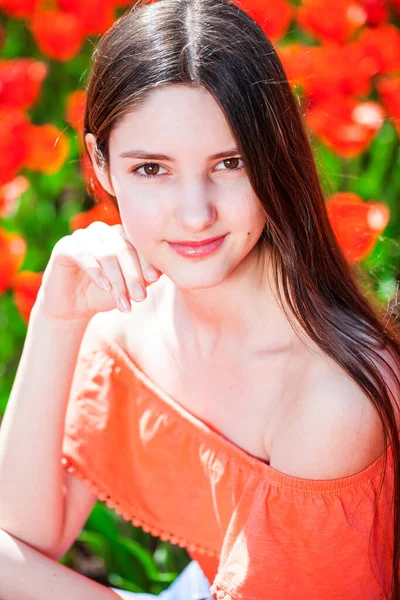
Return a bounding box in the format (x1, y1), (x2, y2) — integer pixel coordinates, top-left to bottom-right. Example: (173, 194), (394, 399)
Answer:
(65, 89), (87, 139)
(234, 0), (293, 42)
(391, 0), (400, 16)
(0, 0), (41, 18)
(359, 0), (389, 25)
(0, 58), (48, 111)
(29, 9), (85, 61)
(297, 0), (366, 44)
(70, 201), (121, 232)
(57, 0), (116, 36)
(277, 43), (313, 93)
(306, 97), (385, 158)
(377, 74), (400, 136)
(0, 228), (27, 295)
(24, 123), (70, 174)
(0, 176), (29, 219)
(11, 271), (43, 324)
(111, 0), (137, 5)
(0, 108), (31, 186)
(278, 42), (373, 103)
(358, 24), (400, 75)
(326, 192), (390, 262)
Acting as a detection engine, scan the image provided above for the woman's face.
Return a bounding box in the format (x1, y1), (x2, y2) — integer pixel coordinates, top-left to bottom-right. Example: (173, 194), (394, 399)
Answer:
(87, 84), (267, 290)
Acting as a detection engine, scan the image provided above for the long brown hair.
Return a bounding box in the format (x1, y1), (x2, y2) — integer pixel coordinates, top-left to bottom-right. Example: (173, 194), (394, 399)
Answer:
(82, 0), (400, 596)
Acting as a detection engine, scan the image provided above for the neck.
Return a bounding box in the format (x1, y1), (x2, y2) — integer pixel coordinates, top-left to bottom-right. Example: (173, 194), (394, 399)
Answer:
(159, 244), (300, 360)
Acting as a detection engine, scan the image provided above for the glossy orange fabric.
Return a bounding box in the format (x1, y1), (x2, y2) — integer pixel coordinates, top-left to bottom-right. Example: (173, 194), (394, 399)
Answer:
(61, 325), (396, 600)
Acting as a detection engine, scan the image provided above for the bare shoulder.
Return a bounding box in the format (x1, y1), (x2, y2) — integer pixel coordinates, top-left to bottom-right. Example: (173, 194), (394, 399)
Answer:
(269, 350), (397, 480)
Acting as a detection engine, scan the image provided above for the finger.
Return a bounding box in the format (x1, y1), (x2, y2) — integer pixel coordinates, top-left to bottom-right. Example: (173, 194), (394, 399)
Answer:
(100, 226), (161, 290)
(90, 240), (136, 311)
(138, 256), (162, 284)
(93, 233), (149, 305)
(112, 244), (148, 303)
(66, 239), (113, 293)
(97, 228), (147, 299)
(112, 225), (161, 285)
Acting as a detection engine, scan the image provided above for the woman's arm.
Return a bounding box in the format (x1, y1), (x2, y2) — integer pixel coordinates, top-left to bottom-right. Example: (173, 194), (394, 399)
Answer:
(0, 305), (92, 557)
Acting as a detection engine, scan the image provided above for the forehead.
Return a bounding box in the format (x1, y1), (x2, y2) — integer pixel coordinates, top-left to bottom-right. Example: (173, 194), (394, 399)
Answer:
(109, 84), (236, 154)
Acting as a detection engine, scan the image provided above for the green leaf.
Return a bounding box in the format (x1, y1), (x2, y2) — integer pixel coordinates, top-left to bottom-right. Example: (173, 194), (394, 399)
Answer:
(114, 535), (159, 579)
(85, 503), (121, 541)
(77, 530), (112, 570)
(107, 574), (145, 594)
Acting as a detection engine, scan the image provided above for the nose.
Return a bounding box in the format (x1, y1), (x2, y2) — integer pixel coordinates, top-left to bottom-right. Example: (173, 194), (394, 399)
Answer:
(176, 181), (217, 233)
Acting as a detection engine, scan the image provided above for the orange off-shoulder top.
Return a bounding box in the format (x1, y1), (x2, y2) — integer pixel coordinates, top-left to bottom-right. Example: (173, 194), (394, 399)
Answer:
(61, 324), (397, 600)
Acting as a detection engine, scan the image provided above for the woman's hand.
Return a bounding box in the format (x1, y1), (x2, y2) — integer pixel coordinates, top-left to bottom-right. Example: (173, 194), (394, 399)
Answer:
(33, 222), (163, 321)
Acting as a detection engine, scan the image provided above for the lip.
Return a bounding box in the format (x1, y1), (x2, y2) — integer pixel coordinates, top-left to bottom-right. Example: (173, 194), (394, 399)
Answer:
(167, 234), (227, 258)
(167, 234), (226, 246)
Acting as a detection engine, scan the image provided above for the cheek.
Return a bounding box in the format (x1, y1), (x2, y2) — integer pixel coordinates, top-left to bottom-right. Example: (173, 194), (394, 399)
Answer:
(117, 193), (169, 250)
(222, 190), (266, 232)
(250, 201), (267, 232)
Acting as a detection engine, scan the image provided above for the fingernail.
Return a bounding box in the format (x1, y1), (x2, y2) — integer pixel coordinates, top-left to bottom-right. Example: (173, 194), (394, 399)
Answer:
(147, 267), (159, 281)
(133, 283), (146, 301)
(118, 295), (131, 312)
(97, 275), (112, 290)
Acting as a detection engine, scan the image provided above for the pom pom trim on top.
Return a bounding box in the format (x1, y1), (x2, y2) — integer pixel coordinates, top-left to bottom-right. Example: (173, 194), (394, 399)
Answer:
(61, 456), (218, 558)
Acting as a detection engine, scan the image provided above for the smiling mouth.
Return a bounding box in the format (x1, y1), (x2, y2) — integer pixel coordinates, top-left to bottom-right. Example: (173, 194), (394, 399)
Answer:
(167, 234), (227, 246)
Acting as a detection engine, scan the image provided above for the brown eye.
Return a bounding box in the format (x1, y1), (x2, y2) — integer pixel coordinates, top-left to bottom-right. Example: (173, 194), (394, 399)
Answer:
(142, 163), (160, 176)
(132, 163), (168, 179)
(215, 157), (244, 173)
(223, 158), (240, 169)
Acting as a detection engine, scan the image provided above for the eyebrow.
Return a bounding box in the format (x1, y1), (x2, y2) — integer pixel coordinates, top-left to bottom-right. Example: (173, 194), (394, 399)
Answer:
(119, 148), (240, 161)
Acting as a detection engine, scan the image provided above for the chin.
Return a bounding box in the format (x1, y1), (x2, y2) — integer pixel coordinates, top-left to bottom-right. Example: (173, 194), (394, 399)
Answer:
(166, 268), (228, 291)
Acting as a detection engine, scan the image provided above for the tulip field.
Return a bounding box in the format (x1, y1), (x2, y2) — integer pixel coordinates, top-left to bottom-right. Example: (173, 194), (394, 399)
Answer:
(0, 0), (400, 594)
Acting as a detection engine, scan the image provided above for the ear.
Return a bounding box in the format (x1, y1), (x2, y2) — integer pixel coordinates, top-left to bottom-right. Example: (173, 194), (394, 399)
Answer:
(84, 133), (116, 197)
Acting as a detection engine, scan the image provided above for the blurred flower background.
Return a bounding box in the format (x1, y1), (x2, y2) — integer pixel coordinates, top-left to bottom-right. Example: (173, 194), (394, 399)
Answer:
(0, 0), (400, 593)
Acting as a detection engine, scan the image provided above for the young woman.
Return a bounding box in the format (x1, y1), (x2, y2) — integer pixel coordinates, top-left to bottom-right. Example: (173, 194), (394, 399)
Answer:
(0, 0), (400, 598)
